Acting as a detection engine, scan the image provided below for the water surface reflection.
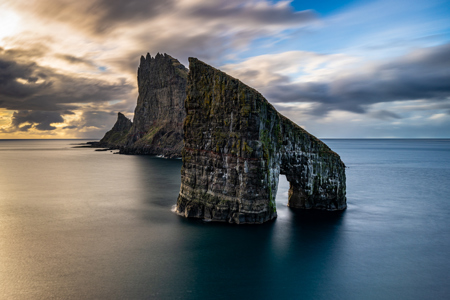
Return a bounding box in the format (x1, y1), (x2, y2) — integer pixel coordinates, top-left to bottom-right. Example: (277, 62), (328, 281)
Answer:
(1, 140), (449, 299)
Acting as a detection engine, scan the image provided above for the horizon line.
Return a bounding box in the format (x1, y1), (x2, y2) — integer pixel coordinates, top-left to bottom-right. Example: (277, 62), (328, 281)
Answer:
(1, 137), (450, 141)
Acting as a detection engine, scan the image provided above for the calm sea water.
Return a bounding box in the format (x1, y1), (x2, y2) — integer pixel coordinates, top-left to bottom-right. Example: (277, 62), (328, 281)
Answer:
(0, 139), (449, 299)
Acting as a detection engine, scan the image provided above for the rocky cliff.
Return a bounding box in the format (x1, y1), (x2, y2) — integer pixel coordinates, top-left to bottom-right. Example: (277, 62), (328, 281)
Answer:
(176, 58), (346, 224)
(96, 53), (187, 157)
(97, 112), (132, 148)
(120, 53), (188, 157)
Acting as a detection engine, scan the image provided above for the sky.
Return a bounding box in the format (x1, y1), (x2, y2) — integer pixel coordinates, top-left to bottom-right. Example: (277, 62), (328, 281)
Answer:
(0, 0), (449, 139)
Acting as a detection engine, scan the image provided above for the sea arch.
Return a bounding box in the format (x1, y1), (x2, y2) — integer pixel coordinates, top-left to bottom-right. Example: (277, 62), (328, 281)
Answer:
(176, 58), (346, 224)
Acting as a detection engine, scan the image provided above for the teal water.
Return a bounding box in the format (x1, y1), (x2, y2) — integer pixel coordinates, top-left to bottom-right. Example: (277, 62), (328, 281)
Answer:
(0, 139), (449, 299)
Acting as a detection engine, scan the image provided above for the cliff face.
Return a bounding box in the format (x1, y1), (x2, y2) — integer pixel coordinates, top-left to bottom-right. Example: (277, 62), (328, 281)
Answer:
(120, 53), (188, 157)
(176, 58), (346, 224)
(97, 112), (132, 148)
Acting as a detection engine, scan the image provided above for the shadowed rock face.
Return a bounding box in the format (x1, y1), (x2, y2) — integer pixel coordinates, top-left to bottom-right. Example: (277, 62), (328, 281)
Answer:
(176, 58), (346, 224)
(120, 53), (188, 157)
(97, 112), (132, 148)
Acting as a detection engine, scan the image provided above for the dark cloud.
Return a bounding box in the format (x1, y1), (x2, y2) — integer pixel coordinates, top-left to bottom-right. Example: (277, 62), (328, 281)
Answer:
(1, 109), (118, 133)
(5, 110), (65, 131)
(0, 46), (135, 133)
(189, 3), (316, 27)
(260, 43), (450, 115)
(236, 69), (261, 80)
(0, 47), (134, 113)
(369, 110), (402, 120)
(0, 59), (50, 99)
(18, 124), (33, 131)
(0, 42), (50, 60)
(92, 0), (172, 29)
(55, 54), (96, 68)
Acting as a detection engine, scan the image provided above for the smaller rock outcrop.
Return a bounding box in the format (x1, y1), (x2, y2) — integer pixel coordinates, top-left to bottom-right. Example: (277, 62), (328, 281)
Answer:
(97, 112), (132, 148)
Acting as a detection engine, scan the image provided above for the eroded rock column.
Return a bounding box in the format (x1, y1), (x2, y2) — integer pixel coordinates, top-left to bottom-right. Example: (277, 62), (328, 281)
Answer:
(121, 53), (188, 157)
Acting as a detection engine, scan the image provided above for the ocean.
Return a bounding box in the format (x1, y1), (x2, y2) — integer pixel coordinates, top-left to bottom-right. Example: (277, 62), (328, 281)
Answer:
(0, 139), (449, 299)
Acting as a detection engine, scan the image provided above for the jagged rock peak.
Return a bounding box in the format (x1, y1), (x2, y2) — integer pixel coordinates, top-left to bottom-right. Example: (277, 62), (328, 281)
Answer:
(176, 57), (346, 224)
(139, 53), (188, 69)
(138, 53), (188, 84)
(97, 112), (132, 148)
(111, 112), (132, 132)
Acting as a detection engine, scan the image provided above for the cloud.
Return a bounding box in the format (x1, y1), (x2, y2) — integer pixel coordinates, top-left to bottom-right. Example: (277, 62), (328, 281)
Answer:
(9, 0), (316, 36)
(0, 43), (49, 60)
(4, 0), (318, 74)
(55, 54), (96, 68)
(9, 110), (65, 131)
(223, 43), (450, 115)
(6, 0), (174, 36)
(0, 45), (135, 134)
(369, 110), (402, 120)
(78, 110), (118, 129)
(0, 47), (134, 112)
(2, 0), (320, 80)
(429, 113), (446, 120)
(1, 0), (448, 138)
(187, 1), (316, 28)
(53, 110), (122, 138)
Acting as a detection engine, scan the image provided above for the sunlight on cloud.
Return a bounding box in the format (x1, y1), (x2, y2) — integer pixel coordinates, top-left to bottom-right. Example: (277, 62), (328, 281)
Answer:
(275, 102), (316, 110)
(429, 113), (446, 120)
(15, 77), (46, 85)
(222, 50), (362, 90)
(0, 9), (20, 43)
(0, 109), (14, 127)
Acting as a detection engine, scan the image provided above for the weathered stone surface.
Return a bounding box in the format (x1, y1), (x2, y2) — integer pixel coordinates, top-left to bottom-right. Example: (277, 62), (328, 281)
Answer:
(120, 53), (187, 158)
(176, 58), (346, 224)
(97, 112), (132, 148)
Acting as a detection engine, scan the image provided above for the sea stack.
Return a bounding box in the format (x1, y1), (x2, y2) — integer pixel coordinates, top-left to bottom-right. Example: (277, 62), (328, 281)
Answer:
(176, 58), (346, 224)
(120, 53), (188, 157)
(97, 53), (188, 157)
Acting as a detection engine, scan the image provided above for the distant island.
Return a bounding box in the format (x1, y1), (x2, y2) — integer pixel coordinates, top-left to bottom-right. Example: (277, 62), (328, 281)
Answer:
(93, 53), (346, 224)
